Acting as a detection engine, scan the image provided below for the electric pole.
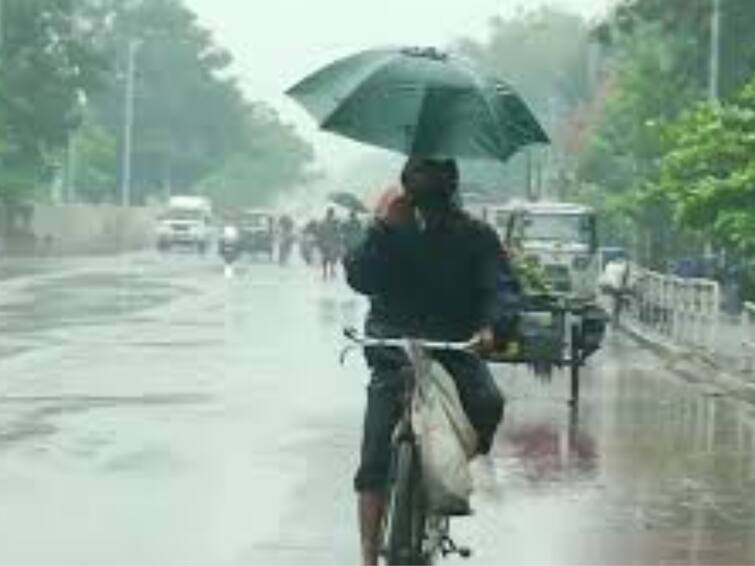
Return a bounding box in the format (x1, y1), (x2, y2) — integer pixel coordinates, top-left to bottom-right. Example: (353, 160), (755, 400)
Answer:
(0, 0), (4, 53)
(121, 40), (138, 208)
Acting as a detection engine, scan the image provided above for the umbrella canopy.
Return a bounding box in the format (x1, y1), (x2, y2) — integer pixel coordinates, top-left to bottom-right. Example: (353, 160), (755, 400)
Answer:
(287, 46), (549, 162)
(328, 191), (369, 213)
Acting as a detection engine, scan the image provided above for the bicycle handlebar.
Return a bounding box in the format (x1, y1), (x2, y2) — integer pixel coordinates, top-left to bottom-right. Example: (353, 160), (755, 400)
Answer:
(343, 327), (480, 352)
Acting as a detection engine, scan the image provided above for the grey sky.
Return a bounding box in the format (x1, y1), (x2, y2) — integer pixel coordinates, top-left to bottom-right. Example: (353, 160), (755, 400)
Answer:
(184, 0), (618, 177)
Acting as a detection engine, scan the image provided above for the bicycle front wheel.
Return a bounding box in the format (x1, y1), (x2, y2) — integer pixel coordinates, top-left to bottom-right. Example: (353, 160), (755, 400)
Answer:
(386, 442), (425, 565)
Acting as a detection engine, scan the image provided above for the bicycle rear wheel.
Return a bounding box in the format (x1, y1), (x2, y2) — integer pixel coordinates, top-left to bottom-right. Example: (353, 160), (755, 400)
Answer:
(386, 441), (426, 565)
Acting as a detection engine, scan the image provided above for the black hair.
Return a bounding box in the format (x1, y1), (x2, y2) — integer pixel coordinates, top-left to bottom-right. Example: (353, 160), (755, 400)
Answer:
(400, 157), (459, 197)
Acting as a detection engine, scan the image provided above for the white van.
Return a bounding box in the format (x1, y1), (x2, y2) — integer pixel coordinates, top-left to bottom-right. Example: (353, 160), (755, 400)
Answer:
(156, 196), (213, 254)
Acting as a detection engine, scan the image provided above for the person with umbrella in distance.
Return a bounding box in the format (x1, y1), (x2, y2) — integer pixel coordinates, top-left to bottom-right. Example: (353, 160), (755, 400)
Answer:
(276, 213), (296, 267)
(317, 207), (342, 280)
(329, 191), (368, 255)
(288, 45), (548, 565)
(300, 218), (319, 266)
(340, 209), (365, 255)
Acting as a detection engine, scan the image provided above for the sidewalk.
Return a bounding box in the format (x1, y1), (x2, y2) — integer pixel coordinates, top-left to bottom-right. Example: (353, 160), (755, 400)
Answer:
(620, 312), (755, 404)
(711, 312), (751, 374)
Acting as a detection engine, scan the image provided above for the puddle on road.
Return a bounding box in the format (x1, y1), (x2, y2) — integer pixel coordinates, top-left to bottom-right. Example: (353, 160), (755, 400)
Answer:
(0, 272), (194, 334)
(0, 259), (64, 281)
(0, 344), (33, 359)
(0, 419), (58, 446)
(103, 445), (186, 474)
(128, 339), (225, 349)
(0, 393), (213, 450)
(498, 407), (598, 489)
(0, 392), (213, 410)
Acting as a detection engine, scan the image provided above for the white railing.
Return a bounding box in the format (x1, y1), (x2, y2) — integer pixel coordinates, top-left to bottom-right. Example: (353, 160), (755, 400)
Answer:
(741, 302), (755, 374)
(626, 264), (720, 354)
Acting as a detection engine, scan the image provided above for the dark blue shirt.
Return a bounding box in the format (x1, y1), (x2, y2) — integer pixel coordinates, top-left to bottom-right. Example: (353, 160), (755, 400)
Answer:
(344, 209), (503, 341)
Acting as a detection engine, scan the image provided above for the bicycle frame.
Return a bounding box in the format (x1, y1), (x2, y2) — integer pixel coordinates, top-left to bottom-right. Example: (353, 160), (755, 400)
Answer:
(343, 328), (476, 563)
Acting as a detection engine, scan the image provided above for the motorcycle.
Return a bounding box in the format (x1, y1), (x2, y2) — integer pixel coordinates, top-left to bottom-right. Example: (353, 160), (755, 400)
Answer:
(300, 231), (317, 266)
(218, 225), (242, 275)
(278, 233), (295, 266)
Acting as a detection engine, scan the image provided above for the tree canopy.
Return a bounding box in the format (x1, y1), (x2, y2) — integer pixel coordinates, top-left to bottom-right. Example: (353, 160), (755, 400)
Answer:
(0, 0), (107, 204)
(653, 78), (755, 255)
(576, 0), (755, 266)
(0, 0), (315, 209)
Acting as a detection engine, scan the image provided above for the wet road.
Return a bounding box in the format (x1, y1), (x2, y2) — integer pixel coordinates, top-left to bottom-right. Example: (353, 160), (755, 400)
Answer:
(0, 253), (754, 565)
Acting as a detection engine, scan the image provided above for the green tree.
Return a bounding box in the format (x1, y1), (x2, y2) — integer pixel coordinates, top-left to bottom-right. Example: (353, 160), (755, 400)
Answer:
(455, 7), (593, 116)
(72, 112), (118, 203)
(575, 11), (721, 264)
(0, 0), (107, 206)
(575, 0), (755, 266)
(653, 78), (755, 255)
(597, 0), (755, 99)
(82, 0), (314, 205)
(196, 107), (316, 208)
(83, 0), (246, 199)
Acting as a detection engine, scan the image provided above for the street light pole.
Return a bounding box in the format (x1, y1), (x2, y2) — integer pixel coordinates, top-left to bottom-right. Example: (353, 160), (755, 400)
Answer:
(525, 148), (533, 201)
(0, 0), (4, 65)
(66, 132), (77, 203)
(704, 0), (722, 262)
(709, 0), (721, 102)
(121, 40), (138, 208)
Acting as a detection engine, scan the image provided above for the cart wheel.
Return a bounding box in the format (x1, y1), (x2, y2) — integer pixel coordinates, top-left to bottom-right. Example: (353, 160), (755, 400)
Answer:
(569, 322), (581, 407)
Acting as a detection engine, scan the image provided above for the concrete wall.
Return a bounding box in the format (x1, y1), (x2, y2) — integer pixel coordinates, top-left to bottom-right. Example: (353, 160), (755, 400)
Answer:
(9, 204), (158, 255)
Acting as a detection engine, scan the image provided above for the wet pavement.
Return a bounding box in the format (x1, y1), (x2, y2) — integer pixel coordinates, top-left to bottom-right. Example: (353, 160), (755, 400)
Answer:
(0, 252), (754, 564)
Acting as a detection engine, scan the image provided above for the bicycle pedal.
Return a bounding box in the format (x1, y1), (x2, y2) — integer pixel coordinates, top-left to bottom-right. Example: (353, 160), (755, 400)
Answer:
(458, 546), (472, 559)
(440, 536), (472, 559)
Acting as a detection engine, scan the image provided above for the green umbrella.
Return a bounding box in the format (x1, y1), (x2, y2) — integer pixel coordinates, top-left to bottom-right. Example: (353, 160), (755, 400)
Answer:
(286, 46), (549, 162)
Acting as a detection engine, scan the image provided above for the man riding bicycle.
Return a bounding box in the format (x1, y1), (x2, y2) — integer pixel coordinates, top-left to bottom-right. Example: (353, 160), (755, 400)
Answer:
(344, 157), (506, 565)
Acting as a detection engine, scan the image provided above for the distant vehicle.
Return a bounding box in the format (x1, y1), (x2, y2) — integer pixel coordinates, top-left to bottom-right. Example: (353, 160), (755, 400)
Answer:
(672, 255), (716, 279)
(277, 215), (295, 266)
(156, 196), (213, 254)
(300, 219), (319, 265)
(218, 224), (242, 266)
(599, 246), (628, 270)
(493, 200), (600, 299)
(463, 198), (500, 224)
(238, 209), (275, 259)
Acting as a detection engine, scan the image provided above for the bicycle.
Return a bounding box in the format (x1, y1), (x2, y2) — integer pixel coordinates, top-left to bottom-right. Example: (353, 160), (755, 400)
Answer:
(342, 327), (478, 565)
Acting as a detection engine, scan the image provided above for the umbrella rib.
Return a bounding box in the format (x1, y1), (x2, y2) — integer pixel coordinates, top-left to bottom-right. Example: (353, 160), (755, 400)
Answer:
(408, 85), (432, 156)
(487, 82), (550, 145)
(456, 57), (548, 150)
(476, 79), (532, 148)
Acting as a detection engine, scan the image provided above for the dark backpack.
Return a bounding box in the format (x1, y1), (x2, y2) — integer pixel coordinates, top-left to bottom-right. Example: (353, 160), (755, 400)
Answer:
(492, 245), (522, 343)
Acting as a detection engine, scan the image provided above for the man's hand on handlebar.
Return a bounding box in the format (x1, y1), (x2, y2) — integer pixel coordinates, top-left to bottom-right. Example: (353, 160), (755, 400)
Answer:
(472, 326), (495, 354)
(342, 327), (482, 354)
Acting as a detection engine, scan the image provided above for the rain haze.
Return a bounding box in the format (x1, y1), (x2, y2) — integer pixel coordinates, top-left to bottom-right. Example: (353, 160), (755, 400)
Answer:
(2, 0), (755, 564)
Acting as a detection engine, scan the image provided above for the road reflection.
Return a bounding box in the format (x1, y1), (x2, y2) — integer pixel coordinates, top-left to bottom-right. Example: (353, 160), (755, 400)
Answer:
(504, 409), (597, 485)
